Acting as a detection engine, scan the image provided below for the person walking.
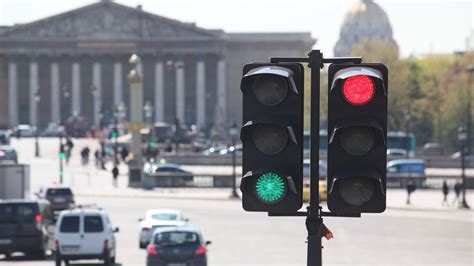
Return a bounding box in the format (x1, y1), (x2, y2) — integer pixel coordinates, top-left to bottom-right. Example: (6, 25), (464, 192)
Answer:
(452, 182), (462, 206)
(112, 166), (119, 187)
(442, 180), (449, 207)
(406, 180), (416, 205)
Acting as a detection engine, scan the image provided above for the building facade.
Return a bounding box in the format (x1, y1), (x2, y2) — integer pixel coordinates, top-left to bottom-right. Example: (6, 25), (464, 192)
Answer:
(0, 0), (315, 132)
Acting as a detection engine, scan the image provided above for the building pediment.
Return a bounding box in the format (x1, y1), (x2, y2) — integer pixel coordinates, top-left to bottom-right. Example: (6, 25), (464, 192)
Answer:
(0, 1), (218, 40)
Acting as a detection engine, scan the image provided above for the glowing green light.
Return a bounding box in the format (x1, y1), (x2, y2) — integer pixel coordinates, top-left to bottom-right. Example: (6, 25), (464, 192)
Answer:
(59, 152), (65, 159)
(60, 171), (64, 177)
(255, 172), (286, 204)
(149, 141), (156, 148)
(112, 132), (118, 138)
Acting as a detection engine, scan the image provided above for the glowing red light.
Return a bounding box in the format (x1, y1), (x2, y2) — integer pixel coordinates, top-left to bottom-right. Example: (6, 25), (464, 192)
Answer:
(147, 244), (159, 256)
(35, 214), (42, 222)
(194, 245), (206, 256)
(342, 75), (375, 105)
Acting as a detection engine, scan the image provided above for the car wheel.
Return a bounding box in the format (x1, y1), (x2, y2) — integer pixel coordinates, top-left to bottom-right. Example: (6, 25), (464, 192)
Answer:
(55, 253), (61, 266)
(103, 250), (111, 266)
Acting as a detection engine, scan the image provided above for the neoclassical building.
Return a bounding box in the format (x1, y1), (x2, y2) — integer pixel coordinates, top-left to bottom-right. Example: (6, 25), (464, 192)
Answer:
(334, 0), (397, 57)
(0, 0), (315, 131)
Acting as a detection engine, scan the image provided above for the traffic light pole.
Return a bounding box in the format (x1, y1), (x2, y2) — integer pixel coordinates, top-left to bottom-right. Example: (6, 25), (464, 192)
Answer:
(269, 50), (362, 266)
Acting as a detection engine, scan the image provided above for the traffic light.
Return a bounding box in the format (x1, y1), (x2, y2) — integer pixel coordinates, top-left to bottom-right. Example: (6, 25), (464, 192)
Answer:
(59, 144), (65, 159)
(111, 127), (118, 139)
(327, 63), (388, 213)
(240, 63), (304, 212)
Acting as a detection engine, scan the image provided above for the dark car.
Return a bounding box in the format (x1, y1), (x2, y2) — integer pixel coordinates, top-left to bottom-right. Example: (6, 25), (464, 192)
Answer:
(0, 130), (11, 145)
(0, 199), (55, 258)
(36, 185), (75, 215)
(146, 226), (211, 266)
(0, 146), (18, 164)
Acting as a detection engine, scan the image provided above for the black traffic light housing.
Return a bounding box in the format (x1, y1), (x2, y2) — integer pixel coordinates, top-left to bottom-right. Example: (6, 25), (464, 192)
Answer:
(327, 63), (388, 214)
(240, 63), (304, 212)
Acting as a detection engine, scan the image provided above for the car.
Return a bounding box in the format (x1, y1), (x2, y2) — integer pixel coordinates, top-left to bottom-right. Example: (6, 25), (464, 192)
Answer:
(387, 148), (407, 158)
(302, 179), (327, 202)
(146, 226), (211, 266)
(0, 130), (11, 145)
(202, 146), (228, 155)
(451, 151), (474, 159)
(36, 184), (75, 215)
(55, 206), (119, 266)
(138, 209), (188, 249)
(387, 159), (426, 187)
(0, 199), (55, 258)
(41, 123), (64, 137)
(14, 124), (36, 137)
(387, 159), (426, 177)
(0, 146), (18, 164)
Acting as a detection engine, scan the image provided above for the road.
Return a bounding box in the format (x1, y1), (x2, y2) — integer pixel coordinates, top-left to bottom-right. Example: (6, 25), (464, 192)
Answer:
(0, 137), (473, 265)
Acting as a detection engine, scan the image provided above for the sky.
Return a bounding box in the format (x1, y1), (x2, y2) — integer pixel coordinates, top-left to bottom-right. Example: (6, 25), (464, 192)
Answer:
(0, 0), (472, 57)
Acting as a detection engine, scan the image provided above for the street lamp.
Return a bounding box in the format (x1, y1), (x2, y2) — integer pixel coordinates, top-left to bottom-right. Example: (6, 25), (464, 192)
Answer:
(229, 122), (239, 198)
(467, 65), (474, 155)
(457, 126), (470, 209)
(34, 90), (41, 157)
(404, 109), (411, 159)
(144, 101), (153, 124)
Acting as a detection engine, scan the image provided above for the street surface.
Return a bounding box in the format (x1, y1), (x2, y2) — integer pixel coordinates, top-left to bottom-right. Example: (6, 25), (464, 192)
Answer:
(1, 138), (473, 265)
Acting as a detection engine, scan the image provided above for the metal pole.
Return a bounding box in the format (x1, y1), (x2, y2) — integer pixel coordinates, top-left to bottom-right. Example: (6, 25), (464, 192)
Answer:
(307, 50), (322, 266)
(231, 135), (239, 198)
(59, 134), (64, 183)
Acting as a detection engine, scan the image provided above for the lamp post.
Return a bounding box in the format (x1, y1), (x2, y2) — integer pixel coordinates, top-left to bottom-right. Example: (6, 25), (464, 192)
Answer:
(229, 122), (239, 198)
(59, 86), (69, 184)
(467, 65), (474, 155)
(457, 126), (470, 209)
(34, 90), (41, 157)
(404, 109), (411, 159)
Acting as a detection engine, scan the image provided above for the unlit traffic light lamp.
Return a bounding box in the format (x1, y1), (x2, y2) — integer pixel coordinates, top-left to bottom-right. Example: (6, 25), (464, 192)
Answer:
(327, 64), (388, 214)
(240, 63), (304, 212)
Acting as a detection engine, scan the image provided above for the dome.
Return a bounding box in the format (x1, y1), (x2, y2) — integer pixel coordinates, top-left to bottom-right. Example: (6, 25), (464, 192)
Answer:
(334, 0), (397, 56)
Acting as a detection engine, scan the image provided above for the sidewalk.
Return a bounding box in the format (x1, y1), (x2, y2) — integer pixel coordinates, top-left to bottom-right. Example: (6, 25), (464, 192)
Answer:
(74, 185), (474, 212)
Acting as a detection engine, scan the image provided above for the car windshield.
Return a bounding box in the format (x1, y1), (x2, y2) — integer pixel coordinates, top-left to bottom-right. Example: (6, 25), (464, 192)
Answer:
(151, 213), (178, 221)
(84, 215), (104, 232)
(154, 231), (199, 246)
(0, 203), (37, 224)
(46, 188), (73, 196)
(60, 216), (80, 233)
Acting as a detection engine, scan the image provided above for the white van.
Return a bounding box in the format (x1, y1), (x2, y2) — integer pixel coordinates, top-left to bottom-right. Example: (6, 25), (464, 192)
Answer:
(54, 207), (119, 266)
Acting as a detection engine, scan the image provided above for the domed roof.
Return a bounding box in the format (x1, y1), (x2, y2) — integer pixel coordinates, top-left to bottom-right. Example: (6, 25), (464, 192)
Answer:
(334, 0), (397, 56)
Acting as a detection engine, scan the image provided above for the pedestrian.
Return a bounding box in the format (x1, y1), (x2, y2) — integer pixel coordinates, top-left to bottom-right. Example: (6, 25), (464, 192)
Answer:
(112, 166), (119, 187)
(442, 180), (449, 206)
(120, 146), (129, 163)
(406, 180), (416, 205)
(94, 149), (100, 167)
(452, 182), (462, 206)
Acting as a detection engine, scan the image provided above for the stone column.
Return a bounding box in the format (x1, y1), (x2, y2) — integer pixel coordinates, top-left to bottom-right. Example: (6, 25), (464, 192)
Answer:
(72, 62), (81, 116)
(29, 60), (39, 127)
(196, 60), (206, 129)
(154, 62), (164, 122)
(113, 62), (122, 106)
(51, 62), (60, 124)
(215, 59), (227, 125)
(92, 62), (102, 127)
(175, 63), (185, 124)
(8, 61), (18, 127)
